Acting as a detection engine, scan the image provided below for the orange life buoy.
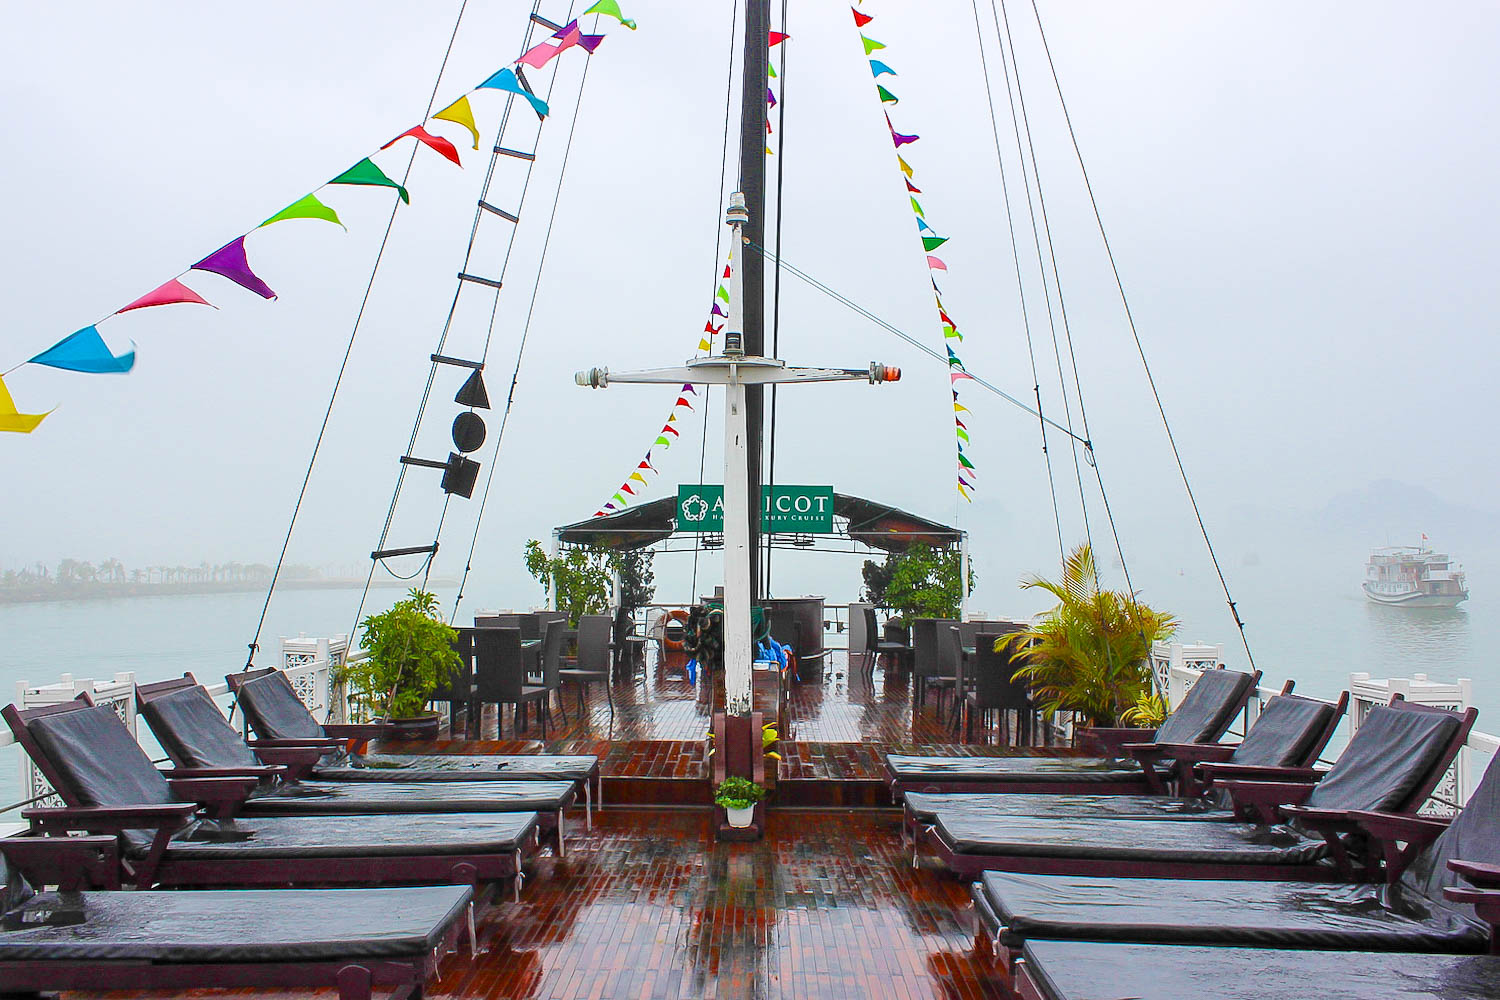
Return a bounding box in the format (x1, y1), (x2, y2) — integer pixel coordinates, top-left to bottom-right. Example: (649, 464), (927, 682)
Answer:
(661, 608), (692, 650)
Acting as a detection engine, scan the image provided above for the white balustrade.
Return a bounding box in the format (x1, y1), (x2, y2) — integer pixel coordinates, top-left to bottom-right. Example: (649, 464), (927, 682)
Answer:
(13, 672), (137, 810)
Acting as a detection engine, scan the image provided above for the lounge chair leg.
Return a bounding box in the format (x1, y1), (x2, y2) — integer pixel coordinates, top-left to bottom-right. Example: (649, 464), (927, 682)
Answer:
(466, 900), (484, 956)
(584, 778), (593, 829)
(557, 809), (566, 858)
(336, 964), (373, 1000)
(513, 853), (525, 903)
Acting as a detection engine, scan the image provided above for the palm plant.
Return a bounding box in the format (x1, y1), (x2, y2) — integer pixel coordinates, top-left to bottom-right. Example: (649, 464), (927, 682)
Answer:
(997, 544), (1178, 727)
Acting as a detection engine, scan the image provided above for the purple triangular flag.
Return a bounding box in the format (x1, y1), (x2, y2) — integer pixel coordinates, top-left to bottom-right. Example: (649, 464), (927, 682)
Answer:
(192, 236), (276, 299)
(711, 303), (727, 317)
(578, 33), (605, 53)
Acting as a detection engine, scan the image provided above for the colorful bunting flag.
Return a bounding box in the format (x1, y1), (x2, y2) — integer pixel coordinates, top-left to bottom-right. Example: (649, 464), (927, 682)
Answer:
(663, 423), (679, 437)
(433, 95), (481, 150)
(861, 35), (885, 55)
(0, 374), (49, 434)
(116, 278), (214, 315)
(769, 31), (789, 46)
(28, 326), (135, 374)
(675, 396), (693, 409)
(698, 338), (712, 351)
(852, 8), (874, 27)
(329, 158), (409, 204)
(381, 125), (462, 165)
(192, 237), (276, 299)
(897, 155), (913, 178)
(681, 383), (697, 394)
(477, 68), (550, 118)
(910, 196), (924, 216)
(877, 84), (898, 104)
(716, 286), (730, 303)
(922, 235), (948, 252)
(583, 0), (637, 29)
(711, 303), (727, 317)
(260, 192), (344, 230)
(927, 255), (947, 271)
(870, 60), (896, 77)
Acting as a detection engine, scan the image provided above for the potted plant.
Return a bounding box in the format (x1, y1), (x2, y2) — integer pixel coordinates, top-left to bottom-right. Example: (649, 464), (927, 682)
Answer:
(997, 544), (1177, 753)
(713, 776), (767, 828)
(348, 588), (462, 740)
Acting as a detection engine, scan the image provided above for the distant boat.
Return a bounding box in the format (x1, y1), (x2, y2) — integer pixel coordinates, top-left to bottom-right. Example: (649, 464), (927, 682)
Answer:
(1364, 543), (1469, 607)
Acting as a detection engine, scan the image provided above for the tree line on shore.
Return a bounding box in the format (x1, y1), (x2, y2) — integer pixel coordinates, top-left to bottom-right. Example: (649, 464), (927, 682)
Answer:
(0, 559), (333, 595)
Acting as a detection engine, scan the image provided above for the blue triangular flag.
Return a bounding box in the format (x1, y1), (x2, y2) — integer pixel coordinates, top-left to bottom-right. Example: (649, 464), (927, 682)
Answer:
(28, 326), (135, 374)
(870, 60), (896, 78)
(477, 68), (549, 118)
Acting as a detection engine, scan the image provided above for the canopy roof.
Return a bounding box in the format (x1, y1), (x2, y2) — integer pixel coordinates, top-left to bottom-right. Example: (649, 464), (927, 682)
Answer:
(555, 493), (962, 553)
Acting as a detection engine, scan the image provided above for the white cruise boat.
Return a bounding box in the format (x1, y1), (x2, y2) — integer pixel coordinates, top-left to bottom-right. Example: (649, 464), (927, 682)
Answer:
(1364, 544), (1469, 607)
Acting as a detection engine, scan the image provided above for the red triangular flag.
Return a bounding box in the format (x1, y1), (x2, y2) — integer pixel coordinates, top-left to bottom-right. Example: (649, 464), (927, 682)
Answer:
(381, 125), (461, 166)
(675, 396), (693, 409)
(852, 8), (874, 27)
(116, 278), (215, 315)
(769, 31), (789, 46)
(663, 424), (680, 437)
(621, 482), (635, 495)
(723, 265), (732, 278)
(905, 179), (921, 193)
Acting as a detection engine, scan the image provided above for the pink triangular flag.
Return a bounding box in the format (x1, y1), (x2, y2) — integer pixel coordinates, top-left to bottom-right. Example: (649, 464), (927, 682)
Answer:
(116, 278), (215, 315)
(927, 255), (948, 271)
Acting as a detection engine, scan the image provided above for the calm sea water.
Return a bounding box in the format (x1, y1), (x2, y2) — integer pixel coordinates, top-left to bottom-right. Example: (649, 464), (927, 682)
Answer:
(1, 562), (1493, 806)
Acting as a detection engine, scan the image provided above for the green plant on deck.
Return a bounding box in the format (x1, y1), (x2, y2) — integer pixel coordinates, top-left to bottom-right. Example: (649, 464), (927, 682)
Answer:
(864, 543), (974, 621)
(713, 776), (767, 811)
(350, 589), (461, 720)
(524, 540), (620, 627)
(616, 548), (655, 617)
(1121, 690), (1169, 729)
(997, 544), (1178, 728)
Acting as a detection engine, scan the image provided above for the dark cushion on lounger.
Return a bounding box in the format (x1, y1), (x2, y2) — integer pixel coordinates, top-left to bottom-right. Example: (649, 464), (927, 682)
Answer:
(236, 671), (328, 741)
(0, 885), (471, 962)
(904, 791), (1230, 825)
(1020, 941), (1500, 1000)
(153, 811), (538, 861)
(1153, 668), (1257, 745)
(322, 754), (598, 782)
(1303, 704), (1460, 812)
(242, 779), (574, 816)
(886, 755), (1142, 784)
(978, 872), (1489, 952)
(1405, 751), (1500, 919)
(140, 686), (261, 769)
(940, 814), (1328, 865)
(1231, 694), (1337, 767)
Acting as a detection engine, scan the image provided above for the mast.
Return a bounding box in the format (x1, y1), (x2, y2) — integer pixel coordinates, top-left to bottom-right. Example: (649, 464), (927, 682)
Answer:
(739, 0), (770, 601)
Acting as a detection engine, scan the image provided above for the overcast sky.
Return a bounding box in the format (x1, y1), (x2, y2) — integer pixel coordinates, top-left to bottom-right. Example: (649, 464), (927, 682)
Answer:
(2, 1), (1496, 630)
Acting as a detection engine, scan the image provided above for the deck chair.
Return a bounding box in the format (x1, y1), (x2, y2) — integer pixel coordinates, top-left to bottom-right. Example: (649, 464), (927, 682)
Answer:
(224, 666), (602, 812)
(135, 676), (577, 851)
(973, 743), (1500, 970)
(886, 667), (1261, 797)
(902, 688), (1347, 838)
(1013, 941), (1500, 1000)
(926, 699), (1476, 881)
(0, 852), (475, 1000)
(3, 696), (540, 897)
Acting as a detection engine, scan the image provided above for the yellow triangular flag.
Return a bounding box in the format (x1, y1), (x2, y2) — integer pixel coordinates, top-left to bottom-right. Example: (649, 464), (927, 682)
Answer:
(0, 374), (49, 434)
(629, 471), (647, 484)
(898, 155), (913, 178)
(698, 338), (712, 351)
(433, 95), (481, 151)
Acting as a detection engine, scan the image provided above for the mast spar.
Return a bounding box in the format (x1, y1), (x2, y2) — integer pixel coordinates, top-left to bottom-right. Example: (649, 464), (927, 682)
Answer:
(739, 0), (770, 602)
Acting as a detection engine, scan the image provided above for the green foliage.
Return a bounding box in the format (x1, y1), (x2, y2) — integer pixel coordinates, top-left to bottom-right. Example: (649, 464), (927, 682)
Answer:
(860, 556), (895, 607)
(876, 543), (974, 620)
(351, 589), (461, 719)
(524, 540), (619, 626)
(1121, 690), (1169, 728)
(998, 544), (1178, 727)
(617, 549), (655, 616)
(713, 776), (767, 810)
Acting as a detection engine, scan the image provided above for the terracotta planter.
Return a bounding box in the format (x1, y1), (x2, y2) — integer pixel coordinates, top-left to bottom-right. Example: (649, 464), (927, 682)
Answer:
(1077, 725), (1155, 759)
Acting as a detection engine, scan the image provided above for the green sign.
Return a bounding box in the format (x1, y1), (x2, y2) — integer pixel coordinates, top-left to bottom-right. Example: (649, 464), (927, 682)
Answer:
(676, 485), (835, 533)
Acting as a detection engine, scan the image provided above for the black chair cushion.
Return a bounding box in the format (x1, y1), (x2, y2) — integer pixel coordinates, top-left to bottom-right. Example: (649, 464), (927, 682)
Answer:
(904, 791), (1229, 825)
(153, 811), (538, 861)
(887, 754), (1141, 784)
(241, 779), (573, 816)
(140, 686), (260, 769)
(315, 753), (597, 783)
(939, 813), (1328, 865)
(1231, 695), (1336, 767)
(235, 671), (327, 741)
(1304, 705), (1460, 813)
(1154, 668), (1256, 745)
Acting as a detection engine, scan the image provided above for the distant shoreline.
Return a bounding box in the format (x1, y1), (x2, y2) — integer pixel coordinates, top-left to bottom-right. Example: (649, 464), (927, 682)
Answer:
(0, 579), (458, 607)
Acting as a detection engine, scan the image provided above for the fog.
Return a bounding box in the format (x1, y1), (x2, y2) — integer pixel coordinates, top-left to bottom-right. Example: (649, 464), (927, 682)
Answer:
(2, 1), (1496, 645)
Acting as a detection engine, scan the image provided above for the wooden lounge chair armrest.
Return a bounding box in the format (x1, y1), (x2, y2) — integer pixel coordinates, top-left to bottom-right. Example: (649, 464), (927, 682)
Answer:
(1328, 811), (1451, 883)
(0, 835), (121, 890)
(1218, 779), (1316, 824)
(167, 776), (259, 817)
(1450, 859), (1500, 888)
(1442, 887), (1500, 935)
(246, 737), (343, 750)
(249, 744), (325, 779)
(162, 766), (284, 780)
(1139, 742), (1237, 763)
(1082, 727), (1157, 759)
(21, 802), (197, 834)
(321, 723), (392, 739)
(1200, 762), (1326, 785)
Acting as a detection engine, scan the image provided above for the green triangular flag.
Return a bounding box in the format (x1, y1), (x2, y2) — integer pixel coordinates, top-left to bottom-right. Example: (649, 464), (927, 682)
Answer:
(956, 426), (970, 442)
(716, 286), (730, 303)
(910, 196), (924, 217)
(655, 436), (671, 447)
(943, 327), (963, 340)
(958, 453), (976, 470)
(329, 158), (410, 204)
(922, 235), (948, 252)
(861, 35), (885, 55)
(260, 192), (344, 229)
(768, 62), (777, 78)
(877, 85), (898, 104)
(584, 0), (637, 28)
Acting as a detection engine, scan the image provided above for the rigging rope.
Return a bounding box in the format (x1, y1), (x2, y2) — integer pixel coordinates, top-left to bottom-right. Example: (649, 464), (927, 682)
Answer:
(967, 0), (1064, 564)
(1023, 0), (1256, 668)
(246, 0), (471, 668)
(764, 0), (788, 597)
